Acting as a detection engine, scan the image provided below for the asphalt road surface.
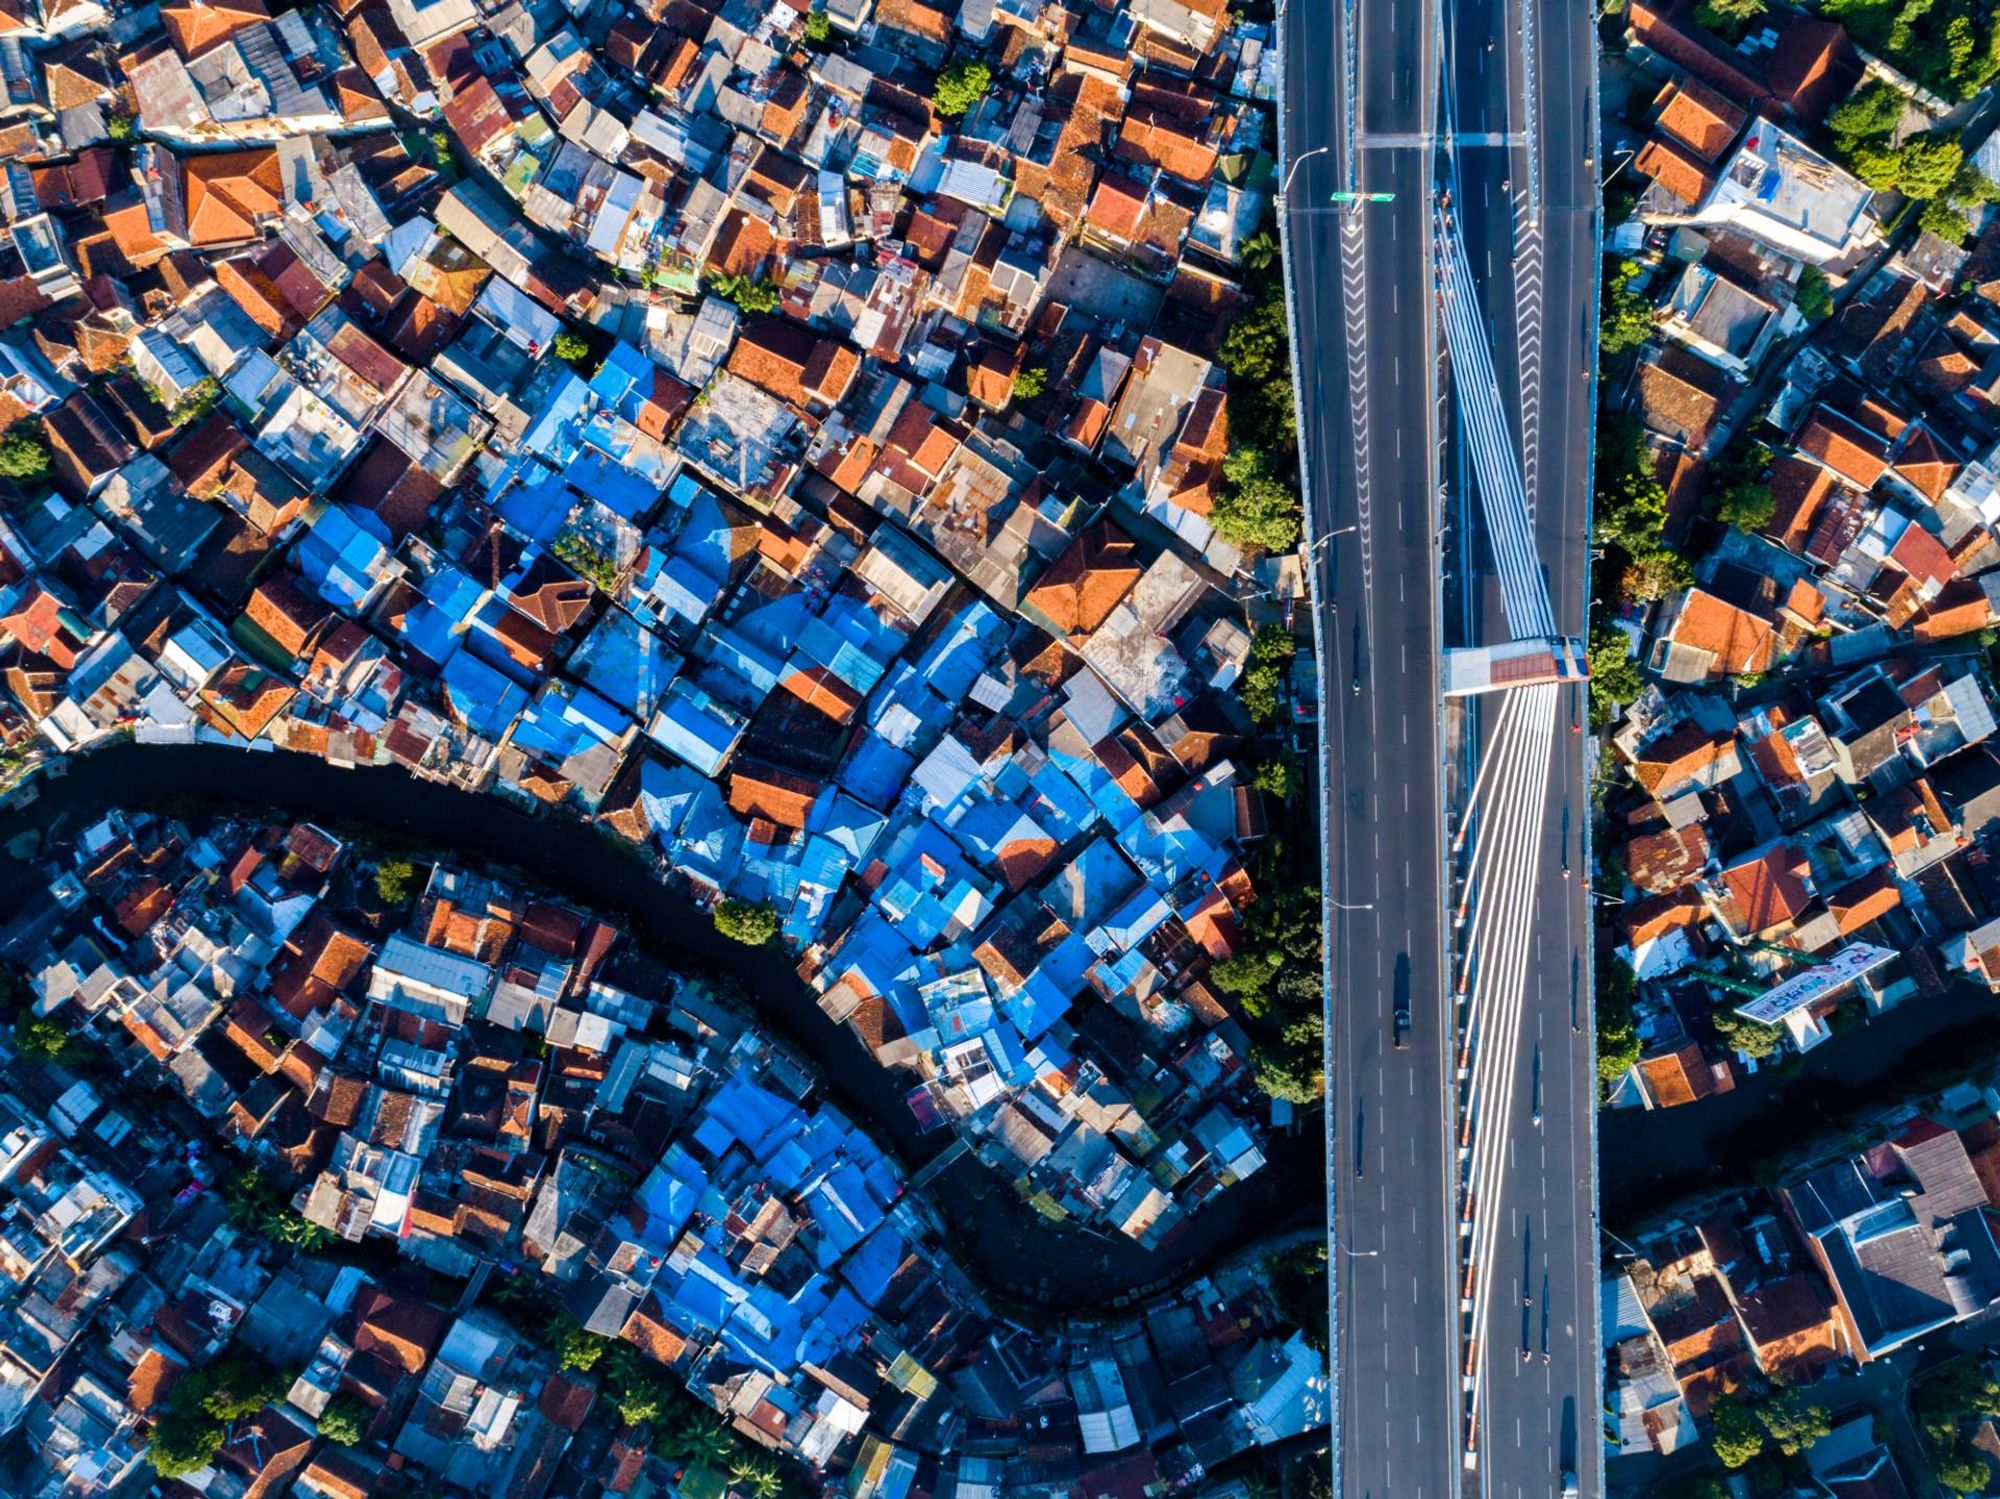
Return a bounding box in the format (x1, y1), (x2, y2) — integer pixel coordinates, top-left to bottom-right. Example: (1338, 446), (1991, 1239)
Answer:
(1283, 0), (1599, 1488)
(1285, 0), (1460, 1493)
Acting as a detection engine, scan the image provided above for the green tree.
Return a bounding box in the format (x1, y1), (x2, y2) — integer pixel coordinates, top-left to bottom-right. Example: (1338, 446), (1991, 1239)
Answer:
(1921, 198), (1973, 243)
(1849, 140), (1906, 191)
(1828, 81), (1905, 149)
(1253, 758), (1295, 799)
(1933, 1444), (1995, 1495)
(1709, 1392), (1767, 1469)
(932, 59), (991, 118)
(1263, 1243), (1330, 1351)
(1695, 0), (1765, 38)
(1587, 616), (1642, 729)
(1619, 548), (1692, 601)
(1794, 266), (1834, 324)
(148, 1355), (285, 1477)
(1715, 482), (1775, 532)
(13, 1013), (77, 1063)
(1711, 1008), (1783, 1060)
(107, 110), (137, 142)
(732, 1454), (784, 1499)
(1241, 227), (1279, 271)
(147, 1404), (226, 1479)
(0, 424), (49, 481)
(1600, 261), (1655, 357)
(1211, 474), (1302, 551)
(803, 8), (833, 44)
(708, 274), (783, 314)
(713, 899), (780, 946)
(553, 330), (591, 366)
(1756, 1389), (1831, 1456)
(374, 858), (417, 905)
(553, 1312), (607, 1372)
(1011, 366), (1047, 401)
(318, 1393), (370, 1446)
(1899, 134), (1966, 199)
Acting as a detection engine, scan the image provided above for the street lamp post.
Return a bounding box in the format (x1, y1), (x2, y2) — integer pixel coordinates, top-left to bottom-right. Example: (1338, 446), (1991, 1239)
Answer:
(1329, 900), (1375, 911)
(1282, 145), (1331, 198)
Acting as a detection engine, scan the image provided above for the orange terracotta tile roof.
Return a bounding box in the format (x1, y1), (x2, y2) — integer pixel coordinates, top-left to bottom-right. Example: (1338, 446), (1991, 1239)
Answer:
(1797, 405), (1889, 489)
(1717, 844), (1813, 935)
(1666, 588), (1779, 676)
(1652, 75), (1746, 162)
(177, 149), (284, 248)
(1023, 521), (1142, 637)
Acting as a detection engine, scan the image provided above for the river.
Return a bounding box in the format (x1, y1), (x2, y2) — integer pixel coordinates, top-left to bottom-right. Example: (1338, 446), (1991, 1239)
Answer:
(0, 742), (1327, 1313)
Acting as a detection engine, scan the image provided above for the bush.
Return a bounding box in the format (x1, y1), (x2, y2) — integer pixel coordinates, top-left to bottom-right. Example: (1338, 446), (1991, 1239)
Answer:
(1794, 266), (1834, 324)
(713, 899), (780, 946)
(708, 273), (782, 314)
(1011, 366), (1047, 401)
(318, 1393), (369, 1446)
(552, 527), (621, 591)
(1715, 482), (1774, 532)
(553, 330), (591, 366)
(167, 377), (221, 427)
(13, 1013), (77, 1063)
(0, 425), (50, 481)
(932, 60), (991, 118)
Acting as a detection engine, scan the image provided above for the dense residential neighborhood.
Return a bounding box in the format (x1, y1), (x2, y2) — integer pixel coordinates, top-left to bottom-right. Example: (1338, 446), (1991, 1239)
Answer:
(1596, 0), (2000, 1110)
(0, 0), (1320, 1265)
(0, 806), (1329, 1498)
(1591, 0), (2000, 1490)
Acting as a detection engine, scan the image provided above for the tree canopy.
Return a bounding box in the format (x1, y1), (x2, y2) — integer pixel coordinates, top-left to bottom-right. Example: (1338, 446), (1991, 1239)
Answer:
(1599, 261), (1655, 358)
(713, 899), (780, 946)
(932, 60), (990, 117)
(1708, 1393), (1767, 1469)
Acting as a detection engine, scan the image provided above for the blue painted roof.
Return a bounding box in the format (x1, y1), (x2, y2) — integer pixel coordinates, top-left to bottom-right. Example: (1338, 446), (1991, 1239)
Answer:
(839, 1224), (907, 1307)
(570, 608), (682, 721)
(441, 651), (529, 739)
(648, 682), (744, 778)
(588, 340), (651, 408)
(521, 369), (592, 461)
(495, 463), (572, 544)
(675, 490), (737, 580)
(909, 601), (1002, 703)
(565, 444), (659, 523)
(837, 734), (917, 810)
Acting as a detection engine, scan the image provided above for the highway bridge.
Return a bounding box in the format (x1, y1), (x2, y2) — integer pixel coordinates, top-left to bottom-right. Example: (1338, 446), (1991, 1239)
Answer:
(1277, 0), (1601, 1489)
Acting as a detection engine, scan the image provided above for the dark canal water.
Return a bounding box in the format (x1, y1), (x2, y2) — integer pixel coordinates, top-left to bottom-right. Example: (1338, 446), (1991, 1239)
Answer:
(0, 743), (1327, 1313)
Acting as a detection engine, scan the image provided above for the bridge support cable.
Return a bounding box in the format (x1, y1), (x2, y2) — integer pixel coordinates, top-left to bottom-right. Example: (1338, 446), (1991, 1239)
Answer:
(1450, 683), (1560, 1459)
(1433, 203), (1557, 643)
